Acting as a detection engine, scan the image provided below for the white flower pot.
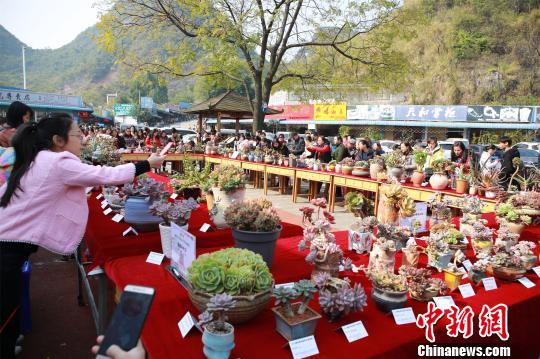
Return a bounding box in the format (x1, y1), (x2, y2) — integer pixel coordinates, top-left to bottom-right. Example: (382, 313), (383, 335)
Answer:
(159, 222), (188, 258)
(348, 230), (373, 254)
(210, 187), (246, 229)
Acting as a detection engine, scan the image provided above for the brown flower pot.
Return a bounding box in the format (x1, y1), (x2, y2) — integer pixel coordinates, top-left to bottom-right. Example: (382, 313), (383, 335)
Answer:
(401, 246), (419, 267)
(411, 171), (425, 187)
(370, 163), (383, 180)
(311, 252), (341, 280)
(377, 203), (399, 225)
(456, 179), (468, 194)
(492, 266), (526, 281)
(410, 289), (438, 302)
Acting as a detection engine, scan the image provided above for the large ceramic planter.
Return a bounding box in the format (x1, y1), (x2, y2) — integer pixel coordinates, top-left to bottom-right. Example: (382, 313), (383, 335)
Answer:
(348, 230), (372, 254)
(232, 226), (282, 269)
(312, 251), (341, 280)
(429, 172), (449, 190)
(341, 166), (353, 175)
(387, 167), (403, 180)
(428, 252), (452, 272)
(456, 179), (468, 194)
(411, 171), (425, 187)
(124, 196), (162, 232)
(272, 303), (321, 341)
(368, 244), (396, 272)
(352, 168), (369, 177)
(335, 164), (342, 174)
(492, 266), (526, 281)
(371, 286), (408, 313)
(159, 223), (188, 258)
(370, 163), (383, 180)
(187, 287), (271, 324)
(443, 270), (464, 291)
(210, 188), (246, 229)
(202, 323), (234, 359)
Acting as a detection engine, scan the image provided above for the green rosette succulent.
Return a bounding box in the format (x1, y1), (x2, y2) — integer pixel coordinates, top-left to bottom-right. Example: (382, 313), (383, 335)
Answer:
(235, 266), (256, 294)
(223, 268), (242, 295)
(254, 268), (273, 292)
(193, 263), (225, 294)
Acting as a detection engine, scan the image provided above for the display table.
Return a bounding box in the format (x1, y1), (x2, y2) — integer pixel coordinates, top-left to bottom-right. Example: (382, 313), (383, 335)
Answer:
(104, 231), (540, 358)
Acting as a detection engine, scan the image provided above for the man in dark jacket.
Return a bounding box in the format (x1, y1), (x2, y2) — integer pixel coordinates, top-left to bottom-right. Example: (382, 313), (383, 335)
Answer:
(332, 136), (346, 162)
(346, 138), (357, 158)
(499, 136), (520, 190)
(287, 132), (305, 156)
(355, 139), (374, 161)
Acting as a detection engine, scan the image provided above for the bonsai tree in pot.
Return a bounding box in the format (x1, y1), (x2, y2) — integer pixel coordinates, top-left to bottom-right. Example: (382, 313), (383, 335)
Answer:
(495, 202), (532, 235)
(224, 198), (282, 269)
(344, 192), (374, 218)
(469, 221), (494, 255)
(411, 150), (428, 186)
(398, 266), (447, 302)
(429, 159), (453, 190)
(362, 267), (408, 313)
(123, 177), (169, 232)
(377, 184), (415, 225)
(425, 231), (453, 272)
(209, 165), (246, 229)
(271, 280), (321, 341)
(314, 272), (368, 322)
(348, 216), (378, 254)
(198, 293), (237, 359)
(149, 198), (199, 258)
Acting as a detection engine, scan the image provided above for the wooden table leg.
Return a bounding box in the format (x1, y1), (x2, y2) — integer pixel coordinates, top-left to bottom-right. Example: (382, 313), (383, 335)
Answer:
(264, 170), (268, 195)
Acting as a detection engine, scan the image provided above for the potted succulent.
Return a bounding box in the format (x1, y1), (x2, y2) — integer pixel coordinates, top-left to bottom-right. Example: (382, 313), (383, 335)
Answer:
(364, 268), (408, 313)
(455, 168), (470, 194)
(429, 159), (452, 190)
(399, 266), (447, 302)
(377, 184), (415, 225)
(427, 193), (452, 226)
(411, 150), (428, 186)
(340, 157), (355, 175)
(123, 177), (168, 232)
(149, 198), (199, 258)
(496, 202), (532, 235)
(369, 157), (385, 180)
(352, 161), (370, 177)
(271, 281), (321, 341)
(511, 241), (537, 270)
(314, 273), (368, 321)
(383, 150), (405, 180)
(425, 232), (453, 272)
(443, 263), (465, 291)
(198, 294), (236, 359)
(455, 195), (484, 236)
(494, 226), (520, 253)
(507, 191), (540, 216)
(224, 199), (282, 269)
(102, 185), (125, 210)
(344, 192), (374, 218)
(489, 252), (527, 281)
(368, 236), (397, 272)
(328, 160), (337, 172)
(187, 248), (273, 324)
(478, 168), (501, 198)
(209, 165), (246, 229)
(298, 198), (351, 279)
(401, 240), (420, 268)
(170, 156), (212, 200)
(348, 216), (378, 254)
(444, 227), (468, 253)
(81, 134), (121, 166)
(377, 223), (411, 251)
(469, 254), (490, 285)
(470, 221), (494, 255)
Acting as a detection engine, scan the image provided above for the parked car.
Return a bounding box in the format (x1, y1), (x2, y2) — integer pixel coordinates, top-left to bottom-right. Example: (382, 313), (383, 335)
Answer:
(379, 140), (398, 153)
(517, 148), (540, 168)
(515, 142), (539, 151)
(469, 144), (503, 163)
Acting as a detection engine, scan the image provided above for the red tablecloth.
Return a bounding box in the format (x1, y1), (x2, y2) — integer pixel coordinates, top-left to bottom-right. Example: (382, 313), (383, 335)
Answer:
(104, 231), (540, 358)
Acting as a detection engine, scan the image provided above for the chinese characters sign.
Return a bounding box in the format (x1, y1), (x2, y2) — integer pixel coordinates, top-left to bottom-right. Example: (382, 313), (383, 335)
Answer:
(467, 106), (534, 123)
(266, 104), (314, 120)
(0, 89), (83, 108)
(395, 105), (468, 121)
(347, 105), (395, 120)
(313, 103), (347, 120)
(114, 104), (136, 116)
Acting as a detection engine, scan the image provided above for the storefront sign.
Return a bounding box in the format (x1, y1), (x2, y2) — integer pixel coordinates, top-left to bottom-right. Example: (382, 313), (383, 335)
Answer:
(0, 88), (83, 108)
(467, 106), (534, 122)
(395, 105), (467, 121)
(114, 103), (136, 116)
(347, 105), (395, 120)
(313, 102), (346, 120)
(140, 96), (154, 109)
(266, 104), (314, 120)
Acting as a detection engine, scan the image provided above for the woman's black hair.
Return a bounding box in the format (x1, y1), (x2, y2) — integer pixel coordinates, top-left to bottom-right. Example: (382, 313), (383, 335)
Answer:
(451, 141), (468, 162)
(1, 113), (73, 207)
(485, 144), (497, 151)
(6, 101), (34, 128)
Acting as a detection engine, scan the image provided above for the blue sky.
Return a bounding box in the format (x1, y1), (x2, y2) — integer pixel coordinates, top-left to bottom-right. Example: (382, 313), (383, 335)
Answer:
(0, 0), (100, 49)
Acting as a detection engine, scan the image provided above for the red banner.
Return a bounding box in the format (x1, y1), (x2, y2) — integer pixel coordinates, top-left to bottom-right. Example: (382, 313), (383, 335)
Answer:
(265, 104), (313, 120)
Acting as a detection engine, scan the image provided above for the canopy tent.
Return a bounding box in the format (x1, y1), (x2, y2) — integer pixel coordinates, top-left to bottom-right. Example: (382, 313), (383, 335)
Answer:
(183, 90), (281, 134)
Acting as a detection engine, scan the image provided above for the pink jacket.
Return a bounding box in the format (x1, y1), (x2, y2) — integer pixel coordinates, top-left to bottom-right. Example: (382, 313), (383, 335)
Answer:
(0, 150), (137, 254)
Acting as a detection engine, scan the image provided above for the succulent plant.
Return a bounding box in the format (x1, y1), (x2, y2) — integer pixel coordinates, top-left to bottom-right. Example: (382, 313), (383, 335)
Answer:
(431, 158), (453, 173)
(382, 184), (415, 218)
(508, 191), (540, 209)
(294, 280), (318, 315)
(198, 293), (237, 333)
(399, 266), (447, 299)
(413, 150), (428, 171)
(364, 269), (407, 292)
(272, 280), (318, 319)
(317, 277), (367, 321)
(210, 165), (246, 192)
(81, 134), (121, 165)
(383, 150), (405, 168)
(148, 197), (199, 226)
(344, 192), (374, 217)
(224, 198), (280, 232)
(444, 227), (465, 245)
(496, 202), (532, 225)
(427, 193), (452, 222)
(340, 157), (355, 167)
(123, 177), (168, 202)
(170, 156), (212, 193)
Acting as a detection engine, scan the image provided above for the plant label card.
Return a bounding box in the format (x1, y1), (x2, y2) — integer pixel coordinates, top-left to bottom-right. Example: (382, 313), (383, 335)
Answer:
(289, 335), (319, 359)
(96, 193), (103, 200)
(103, 208), (113, 215)
(458, 283), (475, 298)
(433, 296), (456, 310)
(532, 266), (540, 277)
(100, 202), (109, 209)
(101, 199), (108, 206)
(199, 223), (211, 232)
(457, 267), (468, 279)
(398, 202), (427, 232)
(231, 151), (240, 159)
(178, 312), (199, 338)
(461, 237), (469, 244)
(122, 227), (139, 237)
(170, 193), (178, 200)
(482, 277), (497, 291)
(462, 260), (473, 271)
(392, 308), (416, 325)
(171, 223), (196, 278)
(146, 251), (165, 265)
(86, 187), (93, 194)
(517, 277), (535, 288)
(342, 321), (368, 343)
(275, 282), (295, 289)
(112, 214), (124, 223)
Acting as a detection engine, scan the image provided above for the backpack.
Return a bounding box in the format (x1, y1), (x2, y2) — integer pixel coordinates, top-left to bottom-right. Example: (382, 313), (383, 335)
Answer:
(0, 146), (15, 186)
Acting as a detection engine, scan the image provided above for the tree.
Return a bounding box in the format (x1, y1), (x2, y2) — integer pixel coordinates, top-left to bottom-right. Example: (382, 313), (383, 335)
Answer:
(98, 0), (402, 132)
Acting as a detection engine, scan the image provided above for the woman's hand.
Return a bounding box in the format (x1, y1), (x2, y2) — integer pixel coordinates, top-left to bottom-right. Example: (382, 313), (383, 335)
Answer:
(147, 153), (165, 168)
(91, 335), (146, 359)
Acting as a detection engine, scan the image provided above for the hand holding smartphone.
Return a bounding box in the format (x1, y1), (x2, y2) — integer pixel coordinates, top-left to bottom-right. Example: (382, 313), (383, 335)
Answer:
(160, 142), (174, 156)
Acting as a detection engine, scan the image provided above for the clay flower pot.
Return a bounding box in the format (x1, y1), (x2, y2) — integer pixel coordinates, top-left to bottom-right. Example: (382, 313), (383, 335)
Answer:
(411, 171), (425, 187)
(429, 172), (449, 190)
(368, 244), (396, 273)
(455, 179), (468, 194)
(443, 269), (464, 291)
(371, 286), (408, 313)
(492, 266), (526, 281)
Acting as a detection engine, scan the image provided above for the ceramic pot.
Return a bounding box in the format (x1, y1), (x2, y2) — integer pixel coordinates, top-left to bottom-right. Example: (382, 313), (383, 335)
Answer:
(232, 226), (282, 269)
(272, 303), (321, 341)
(312, 251), (341, 280)
(159, 223), (188, 258)
(335, 164), (342, 173)
(471, 239), (492, 255)
(368, 244), (396, 272)
(492, 266), (526, 281)
(429, 173), (449, 190)
(411, 171), (425, 187)
(469, 186), (478, 195)
(377, 203), (399, 225)
(202, 323), (234, 359)
(456, 179), (468, 194)
(443, 269), (464, 291)
(369, 163), (383, 179)
(347, 230), (373, 254)
(210, 188), (246, 229)
(124, 196), (162, 232)
(410, 289), (438, 302)
(522, 255), (537, 270)
(387, 167), (403, 180)
(401, 246), (419, 268)
(341, 166), (353, 175)
(371, 286), (408, 313)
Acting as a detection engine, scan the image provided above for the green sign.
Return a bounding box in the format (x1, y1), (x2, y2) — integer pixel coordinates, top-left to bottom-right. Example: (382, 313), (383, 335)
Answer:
(114, 104), (136, 116)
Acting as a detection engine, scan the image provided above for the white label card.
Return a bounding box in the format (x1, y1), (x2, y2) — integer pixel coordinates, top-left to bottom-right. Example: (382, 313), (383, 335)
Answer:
(101, 202), (109, 209)
(532, 266), (540, 277)
(275, 282), (295, 289)
(178, 312), (196, 338)
(170, 193), (178, 200)
(96, 193), (103, 200)
(122, 227), (139, 237)
(112, 214), (124, 223)
(101, 199), (108, 206)
(458, 283), (475, 298)
(86, 187), (93, 194)
(231, 151), (240, 159)
(482, 277), (497, 291)
(392, 308), (416, 325)
(146, 251), (165, 265)
(462, 237), (469, 244)
(457, 267), (468, 279)
(398, 202), (427, 232)
(517, 277), (535, 288)
(342, 321), (368, 343)
(103, 208), (113, 215)
(289, 335), (319, 359)
(171, 223), (196, 278)
(199, 223), (211, 232)
(462, 260), (473, 271)
(433, 296), (456, 310)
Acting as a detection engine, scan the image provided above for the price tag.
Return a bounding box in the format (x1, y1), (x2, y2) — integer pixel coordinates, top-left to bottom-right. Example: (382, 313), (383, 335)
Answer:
(391, 308), (416, 325)
(85, 187), (93, 194)
(433, 296), (456, 310)
(482, 277), (497, 291)
(339, 265), (344, 272)
(101, 199), (108, 206)
(517, 277), (535, 288)
(199, 223), (211, 232)
(288, 335), (319, 359)
(101, 202), (109, 209)
(532, 266), (540, 277)
(146, 251), (165, 265)
(462, 237), (469, 244)
(275, 282), (295, 289)
(112, 214), (124, 223)
(457, 267), (468, 279)
(341, 321), (368, 343)
(458, 283), (475, 298)
(122, 227), (139, 237)
(170, 193), (178, 200)
(96, 193), (103, 200)
(171, 223), (196, 278)
(462, 260), (473, 271)
(351, 264), (360, 273)
(178, 312), (196, 338)
(103, 208), (113, 215)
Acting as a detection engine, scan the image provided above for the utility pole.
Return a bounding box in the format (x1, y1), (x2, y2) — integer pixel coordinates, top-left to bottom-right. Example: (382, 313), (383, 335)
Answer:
(22, 46), (26, 89)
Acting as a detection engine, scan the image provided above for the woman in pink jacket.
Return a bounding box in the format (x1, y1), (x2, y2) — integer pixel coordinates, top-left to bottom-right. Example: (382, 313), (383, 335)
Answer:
(0, 113), (164, 359)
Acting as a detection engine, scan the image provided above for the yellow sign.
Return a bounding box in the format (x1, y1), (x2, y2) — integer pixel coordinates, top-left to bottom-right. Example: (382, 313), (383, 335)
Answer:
(313, 103), (347, 120)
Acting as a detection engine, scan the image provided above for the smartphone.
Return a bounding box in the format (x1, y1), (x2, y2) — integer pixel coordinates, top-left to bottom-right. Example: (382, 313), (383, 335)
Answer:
(96, 285), (155, 358)
(159, 142), (174, 156)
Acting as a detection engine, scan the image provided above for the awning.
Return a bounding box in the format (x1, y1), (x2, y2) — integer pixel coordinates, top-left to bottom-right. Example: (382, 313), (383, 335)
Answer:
(206, 118), (278, 124)
(277, 120), (540, 129)
(0, 102), (93, 112)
